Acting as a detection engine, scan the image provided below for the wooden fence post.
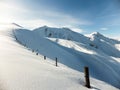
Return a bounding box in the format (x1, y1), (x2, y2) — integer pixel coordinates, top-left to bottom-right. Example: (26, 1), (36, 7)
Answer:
(55, 57), (58, 67)
(44, 56), (46, 60)
(84, 67), (91, 88)
(32, 50), (34, 52)
(36, 52), (38, 55)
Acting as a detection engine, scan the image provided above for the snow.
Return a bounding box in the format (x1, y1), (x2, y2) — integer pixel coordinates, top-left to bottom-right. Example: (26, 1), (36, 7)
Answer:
(48, 38), (95, 54)
(89, 32), (120, 57)
(33, 26), (90, 44)
(115, 44), (120, 51)
(0, 24), (119, 90)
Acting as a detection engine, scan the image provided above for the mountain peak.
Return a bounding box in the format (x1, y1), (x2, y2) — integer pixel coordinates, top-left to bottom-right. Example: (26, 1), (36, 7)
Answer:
(89, 32), (105, 39)
(91, 32), (102, 37)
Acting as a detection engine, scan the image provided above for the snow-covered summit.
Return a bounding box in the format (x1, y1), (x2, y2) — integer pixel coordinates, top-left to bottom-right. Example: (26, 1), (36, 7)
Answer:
(89, 32), (104, 41)
(87, 31), (120, 57)
(91, 32), (103, 36)
(33, 26), (90, 44)
(89, 32), (120, 44)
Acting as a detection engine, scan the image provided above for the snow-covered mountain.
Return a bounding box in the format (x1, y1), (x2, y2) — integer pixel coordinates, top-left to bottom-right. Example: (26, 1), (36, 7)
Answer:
(0, 24), (120, 90)
(33, 26), (90, 44)
(88, 32), (120, 57)
(33, 26), (120, 57)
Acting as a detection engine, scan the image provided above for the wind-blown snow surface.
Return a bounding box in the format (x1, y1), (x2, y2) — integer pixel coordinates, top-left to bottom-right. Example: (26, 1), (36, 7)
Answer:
(0, 24), (119, 90)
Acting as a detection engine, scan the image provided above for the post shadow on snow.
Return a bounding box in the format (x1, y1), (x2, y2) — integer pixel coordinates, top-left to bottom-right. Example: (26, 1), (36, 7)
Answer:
(36, 40), (120, 89)
(91, 87), (101, 90)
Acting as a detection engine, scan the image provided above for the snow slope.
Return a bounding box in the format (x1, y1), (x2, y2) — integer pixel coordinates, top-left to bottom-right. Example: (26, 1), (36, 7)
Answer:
(0, 24), (119, 90)
(33, 26), (120, 88)
(89, 32), (120, 57)
(0, 29), (86, 90)
(12, 26), (120, 89)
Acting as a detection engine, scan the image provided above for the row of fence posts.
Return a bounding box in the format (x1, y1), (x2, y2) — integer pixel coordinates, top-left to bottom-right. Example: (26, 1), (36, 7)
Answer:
(43, 56), (58, 67)
(38, 54), (91, 88)
(35, 50), (91, 88)
(13, 33), (58, 67)
(14, 33), (91, 88)
(34, 51), (58, 67)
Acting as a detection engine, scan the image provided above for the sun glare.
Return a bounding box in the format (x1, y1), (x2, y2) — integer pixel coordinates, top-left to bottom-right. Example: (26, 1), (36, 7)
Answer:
(0, 1), (21, 24)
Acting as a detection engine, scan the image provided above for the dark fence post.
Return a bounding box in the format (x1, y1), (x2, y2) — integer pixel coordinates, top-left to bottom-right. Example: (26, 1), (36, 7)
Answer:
(84, 67), (91, 88)
(36, 52), (38, 55)
(44, 56), (46, 60)
(32, 50), (34, 52)
(55, 57), (58, 67)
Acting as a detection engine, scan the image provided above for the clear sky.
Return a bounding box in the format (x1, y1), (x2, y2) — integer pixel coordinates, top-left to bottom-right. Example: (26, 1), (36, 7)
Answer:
(0, 0), (120, 37)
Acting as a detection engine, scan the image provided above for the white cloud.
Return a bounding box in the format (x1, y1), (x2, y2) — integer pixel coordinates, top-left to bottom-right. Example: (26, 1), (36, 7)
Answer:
(62, 25), (84, 33)
(36, 11), (92, 26)
(14, 10), (89, 30)
(0, 1), (29, 23)
(70, 28), (83, 33)
(100, 27), (108, 30)
(98, 13), (120, 26)
(107, 17), (120, 26)
(0, 2), (13, 23)
(16, 19), (57, 29)
(23, 9), (92, 27)
(0, 0), (91, 31)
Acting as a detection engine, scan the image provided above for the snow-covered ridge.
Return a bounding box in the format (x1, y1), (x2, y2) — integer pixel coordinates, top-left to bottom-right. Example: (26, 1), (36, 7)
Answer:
(33, 26), (90, 44)
(33, 26), (120, 57)
(89, 32), (120, 45)
(88, 32), (120, 57)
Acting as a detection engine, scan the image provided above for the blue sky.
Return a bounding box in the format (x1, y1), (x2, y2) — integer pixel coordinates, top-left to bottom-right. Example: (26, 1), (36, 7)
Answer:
(0, 0), (120, 37)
